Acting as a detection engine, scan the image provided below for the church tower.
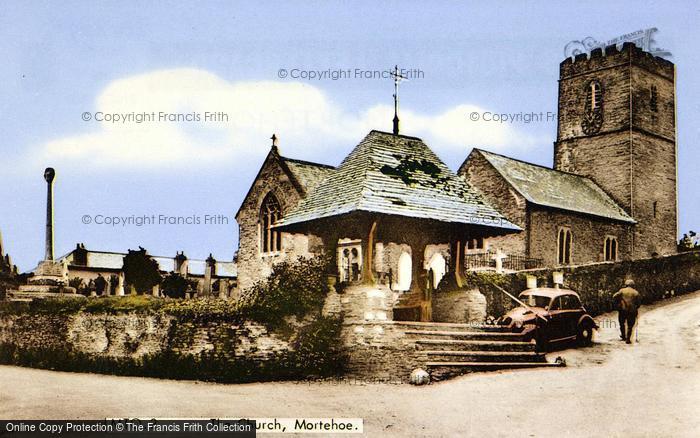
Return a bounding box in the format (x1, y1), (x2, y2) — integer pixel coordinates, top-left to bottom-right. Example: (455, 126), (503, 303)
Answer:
(554, 42), (677, 258)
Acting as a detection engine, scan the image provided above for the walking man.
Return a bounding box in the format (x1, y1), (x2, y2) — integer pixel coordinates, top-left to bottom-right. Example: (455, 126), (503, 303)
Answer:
(613, 279), (641, 344)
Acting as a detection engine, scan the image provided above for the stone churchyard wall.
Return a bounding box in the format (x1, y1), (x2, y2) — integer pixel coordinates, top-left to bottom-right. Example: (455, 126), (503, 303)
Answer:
(469, 250), (700, 319)
(0, 309), (299, 382)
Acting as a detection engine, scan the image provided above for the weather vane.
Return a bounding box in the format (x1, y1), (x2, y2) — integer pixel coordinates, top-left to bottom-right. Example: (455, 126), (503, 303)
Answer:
(390, 65), (408, 135)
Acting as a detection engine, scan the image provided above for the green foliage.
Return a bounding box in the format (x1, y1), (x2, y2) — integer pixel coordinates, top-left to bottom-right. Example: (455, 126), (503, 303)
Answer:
(0, 256), (347, 383)
(161, 298), (242, 323)
(161, 272), (197, 299)
(0, 316), (347, 383)
(289, 315), (347, 377)
(239, 256), (329, 328)
(0, 296), (87, 315)
(122, 247), (162, 294)
(82, 295), (164, 314)
(0, 295), (164, 315)
(0, 343), (299, 383)
(380, 154), (451, 188)
(678, 231), (699, 252)
(461, 270), (522, 318)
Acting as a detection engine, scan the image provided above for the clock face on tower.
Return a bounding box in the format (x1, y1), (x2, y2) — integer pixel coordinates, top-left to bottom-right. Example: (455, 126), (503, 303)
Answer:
(581, 110), (603, 135)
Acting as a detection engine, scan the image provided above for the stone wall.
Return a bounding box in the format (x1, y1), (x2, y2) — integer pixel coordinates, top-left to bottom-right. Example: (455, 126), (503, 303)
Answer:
(459, 150), (528, 256)
(336, 283), (424, 380)
(472, 250), (700, 319)
(341, 322), (425, 381)
(431, 288), (486, 323)
(0, 312), (291, 365)
(528, 207), (633, 266)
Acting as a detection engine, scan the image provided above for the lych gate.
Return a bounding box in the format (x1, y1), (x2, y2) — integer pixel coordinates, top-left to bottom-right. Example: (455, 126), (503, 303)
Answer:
(273, 130), (520, 322)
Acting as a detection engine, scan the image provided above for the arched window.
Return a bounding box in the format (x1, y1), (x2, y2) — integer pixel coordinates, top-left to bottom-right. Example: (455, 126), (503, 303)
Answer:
(604, 236), (618, 262)
(260, 193), (281, 254)
(586, 81), (602, 111)
(557, 228), (572, 265)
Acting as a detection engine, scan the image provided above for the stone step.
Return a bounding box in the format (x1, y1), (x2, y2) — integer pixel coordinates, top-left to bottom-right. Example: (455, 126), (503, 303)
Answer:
(405, 329), (526, 342)
(415, 339), (537, 352)
(424, 350), (547, 363)
(392, 321), (512, 333)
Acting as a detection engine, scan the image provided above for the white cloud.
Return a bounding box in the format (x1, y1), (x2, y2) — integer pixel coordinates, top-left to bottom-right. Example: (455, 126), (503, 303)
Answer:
(33, 68), (546, 170)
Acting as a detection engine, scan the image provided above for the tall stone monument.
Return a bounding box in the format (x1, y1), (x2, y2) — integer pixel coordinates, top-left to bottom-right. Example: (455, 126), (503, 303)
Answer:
(6, 168), (77, 300)
(31, 168), (66, 285)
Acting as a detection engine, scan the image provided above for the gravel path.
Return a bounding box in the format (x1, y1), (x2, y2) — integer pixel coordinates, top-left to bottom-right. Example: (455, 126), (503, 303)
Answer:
(1, 291), (699, 437)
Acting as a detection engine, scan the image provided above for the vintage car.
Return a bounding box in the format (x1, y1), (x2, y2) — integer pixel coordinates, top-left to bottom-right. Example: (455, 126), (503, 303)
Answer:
(498, 287), (598, 350)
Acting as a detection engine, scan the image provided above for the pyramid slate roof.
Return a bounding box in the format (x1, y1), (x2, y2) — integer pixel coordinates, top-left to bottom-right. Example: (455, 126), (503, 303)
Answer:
(276, 130), (520, 231)
(473, 149), (635, 223)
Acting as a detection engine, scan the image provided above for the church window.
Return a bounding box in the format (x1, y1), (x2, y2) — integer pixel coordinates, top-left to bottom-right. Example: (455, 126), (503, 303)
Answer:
(604, 236), (618, 262)
(650, 85), (658, 112)
(582, 80), (603, 135)
(466, 237), (484, 251)
(653, 201), (658, 218)
(260, 193), (281, 254)
(586, 81), (602, 111)
(557, 228), (572, 265)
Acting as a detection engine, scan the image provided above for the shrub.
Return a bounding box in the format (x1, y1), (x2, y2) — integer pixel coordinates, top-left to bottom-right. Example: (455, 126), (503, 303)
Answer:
(289, 315), (347, 377)
(122, 247), (162, 294)
(161, 298), (242, 323)
(239, 256), (329, 328)
(161, 272), (197, 299)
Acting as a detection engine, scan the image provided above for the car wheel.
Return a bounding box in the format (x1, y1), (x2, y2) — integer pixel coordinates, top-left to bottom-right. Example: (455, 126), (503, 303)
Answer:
(577, 322), (593, 347)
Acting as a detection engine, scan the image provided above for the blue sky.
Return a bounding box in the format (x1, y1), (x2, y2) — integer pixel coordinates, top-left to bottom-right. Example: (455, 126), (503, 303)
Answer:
(1, 0), (698, 271)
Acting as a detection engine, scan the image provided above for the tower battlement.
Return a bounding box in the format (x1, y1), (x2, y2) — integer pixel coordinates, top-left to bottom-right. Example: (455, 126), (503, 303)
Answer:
(560, 42), (674, 80)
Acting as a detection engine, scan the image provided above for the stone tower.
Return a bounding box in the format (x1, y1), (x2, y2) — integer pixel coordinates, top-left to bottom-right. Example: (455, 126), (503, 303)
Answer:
(554, 42), (677, 258)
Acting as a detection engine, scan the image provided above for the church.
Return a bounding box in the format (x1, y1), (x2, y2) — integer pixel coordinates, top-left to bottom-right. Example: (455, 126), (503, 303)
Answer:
(235, 42), (678, 299)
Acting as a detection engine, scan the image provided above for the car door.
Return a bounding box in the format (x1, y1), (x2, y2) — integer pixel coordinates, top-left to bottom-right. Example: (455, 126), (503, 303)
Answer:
(547, 295), (577, 341)
(547, 296), (567, 341)
(557, 294), (583, 339)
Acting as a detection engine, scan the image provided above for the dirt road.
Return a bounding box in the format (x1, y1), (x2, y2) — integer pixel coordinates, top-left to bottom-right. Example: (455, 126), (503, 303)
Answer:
(1, 292), (699, 437)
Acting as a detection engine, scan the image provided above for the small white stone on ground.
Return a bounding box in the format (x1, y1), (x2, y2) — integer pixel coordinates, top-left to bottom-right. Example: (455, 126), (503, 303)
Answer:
(409, 368), (430, 385)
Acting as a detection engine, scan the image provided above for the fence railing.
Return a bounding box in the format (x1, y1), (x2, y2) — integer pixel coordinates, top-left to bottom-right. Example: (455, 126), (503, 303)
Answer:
(464, 250), (544, 272)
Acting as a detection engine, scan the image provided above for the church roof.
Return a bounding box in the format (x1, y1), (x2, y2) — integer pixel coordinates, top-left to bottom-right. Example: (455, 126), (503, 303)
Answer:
(472, 149), (635, 223)
(281, 157), (335, 194)
(276, 130), (520, 231)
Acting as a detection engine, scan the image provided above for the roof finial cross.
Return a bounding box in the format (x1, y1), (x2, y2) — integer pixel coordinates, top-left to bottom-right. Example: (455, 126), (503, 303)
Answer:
(390, 65), (408, 136)
(270, 133), (279, 154)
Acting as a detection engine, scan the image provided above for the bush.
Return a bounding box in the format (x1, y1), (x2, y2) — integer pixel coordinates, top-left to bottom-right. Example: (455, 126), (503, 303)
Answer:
(161, 272), (197, 299)
(161, 298), (242, 324)
(122, 247), (162, 294)
(290, 315), (347, 377)
(239, 256), (329, 328)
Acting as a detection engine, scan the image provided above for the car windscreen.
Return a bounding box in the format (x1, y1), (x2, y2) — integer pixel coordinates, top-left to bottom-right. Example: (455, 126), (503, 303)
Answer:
(523, 294), (550, 308)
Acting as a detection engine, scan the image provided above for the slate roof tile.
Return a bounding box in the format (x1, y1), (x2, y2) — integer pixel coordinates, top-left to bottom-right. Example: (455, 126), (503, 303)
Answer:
(475, 149), (635, 223)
